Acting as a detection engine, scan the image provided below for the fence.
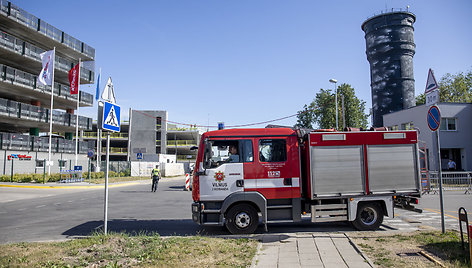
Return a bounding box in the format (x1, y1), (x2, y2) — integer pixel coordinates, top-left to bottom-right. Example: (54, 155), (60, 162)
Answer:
(425, 171), (472, 194)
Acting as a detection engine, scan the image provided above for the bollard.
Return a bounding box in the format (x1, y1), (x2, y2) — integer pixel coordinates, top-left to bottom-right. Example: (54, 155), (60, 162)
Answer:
(184, 173), (190, 191)
(469, 224), (472, 265)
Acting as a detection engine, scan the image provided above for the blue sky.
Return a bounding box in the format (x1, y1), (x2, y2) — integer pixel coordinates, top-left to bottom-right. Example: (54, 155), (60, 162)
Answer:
(18, 0), (472, 128)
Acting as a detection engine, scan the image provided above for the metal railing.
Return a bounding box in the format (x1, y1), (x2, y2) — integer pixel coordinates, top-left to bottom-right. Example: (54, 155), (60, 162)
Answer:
(0, 0), (95, 59)
(0, 63), (94, 106)
(0, 96), (92, 130)
(0, 132), (95, 153)
(167, 140), (197, 146)
(0, 31), (95, 83)
(426, 171), (472, 194)
(82, 132), (128, 139)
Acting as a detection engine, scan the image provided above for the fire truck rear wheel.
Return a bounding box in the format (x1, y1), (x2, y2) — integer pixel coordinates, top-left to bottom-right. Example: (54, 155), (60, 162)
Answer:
(352, 202), (383, 231)
(225, 204), (259, 234)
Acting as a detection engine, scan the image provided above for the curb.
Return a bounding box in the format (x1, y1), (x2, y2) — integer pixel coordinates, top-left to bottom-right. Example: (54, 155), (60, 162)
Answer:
(249, 241), (263, 268)
(0, 181), (145, 189)
(344, 233), (376, 268)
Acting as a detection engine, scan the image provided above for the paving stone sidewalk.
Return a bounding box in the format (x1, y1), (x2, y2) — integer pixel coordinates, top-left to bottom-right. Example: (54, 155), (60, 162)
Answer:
(251, 233), (372, 268)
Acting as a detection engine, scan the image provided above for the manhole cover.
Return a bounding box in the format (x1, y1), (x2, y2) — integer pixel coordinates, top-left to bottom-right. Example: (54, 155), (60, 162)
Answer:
(396, 249), (429, 261)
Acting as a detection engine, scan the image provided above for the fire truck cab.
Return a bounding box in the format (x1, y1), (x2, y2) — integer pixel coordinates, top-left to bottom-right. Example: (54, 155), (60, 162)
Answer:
(191, 128), (421, 234)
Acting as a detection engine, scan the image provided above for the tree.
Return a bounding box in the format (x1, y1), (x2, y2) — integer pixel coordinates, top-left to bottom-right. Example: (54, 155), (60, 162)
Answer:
(295, 83), (369, 130)
(294, 104), (315, 129)
(416, 69), (472, 105)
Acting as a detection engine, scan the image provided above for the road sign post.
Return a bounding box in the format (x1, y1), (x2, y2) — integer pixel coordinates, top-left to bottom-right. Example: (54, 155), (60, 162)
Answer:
(428, 105), (445, 233)
(100, 101), (120, 235)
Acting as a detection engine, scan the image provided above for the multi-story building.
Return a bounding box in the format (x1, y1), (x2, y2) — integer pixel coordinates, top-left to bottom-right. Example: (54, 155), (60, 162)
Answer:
(83, 110), (201, 167)
(383, 103), (472, 171)
(0, 1), (95, 174)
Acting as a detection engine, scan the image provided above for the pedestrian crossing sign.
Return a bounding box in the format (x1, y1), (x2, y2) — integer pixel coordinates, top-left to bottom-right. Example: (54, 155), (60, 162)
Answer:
(102, 101), (120, 132)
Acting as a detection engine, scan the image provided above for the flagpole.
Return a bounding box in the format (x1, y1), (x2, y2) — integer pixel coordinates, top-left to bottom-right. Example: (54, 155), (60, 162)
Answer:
(96, 68), (101, 172)
(74, 58), (81, 167)
(47, 47), (56, 175)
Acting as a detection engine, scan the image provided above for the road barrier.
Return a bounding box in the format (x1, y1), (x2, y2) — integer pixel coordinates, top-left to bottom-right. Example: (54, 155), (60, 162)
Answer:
(184, 173), (190, 191)
(426, 171), (472, 194)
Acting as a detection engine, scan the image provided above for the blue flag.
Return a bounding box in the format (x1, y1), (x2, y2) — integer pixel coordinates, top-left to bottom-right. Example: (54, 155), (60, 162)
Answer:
(95, 73), (100, 100)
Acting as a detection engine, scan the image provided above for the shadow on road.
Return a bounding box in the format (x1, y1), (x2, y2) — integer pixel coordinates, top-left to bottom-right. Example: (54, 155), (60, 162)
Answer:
(62, 219), (226, 237)
(62, 219), (358, 239)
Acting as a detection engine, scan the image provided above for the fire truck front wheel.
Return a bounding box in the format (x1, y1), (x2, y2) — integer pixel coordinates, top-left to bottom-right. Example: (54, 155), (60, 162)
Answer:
(352, 202), (383, 231)
(225, 204), (259, 234)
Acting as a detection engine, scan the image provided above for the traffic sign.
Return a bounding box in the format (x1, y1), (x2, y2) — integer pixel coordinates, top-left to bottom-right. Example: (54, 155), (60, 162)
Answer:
(426, 90), (439, 106)
(102, 101), (121, 132)
(137, 153), (143, 160)
(87, 149), (95, 158)
(427, 105), (441, 131)
(425, 68), (439, 94)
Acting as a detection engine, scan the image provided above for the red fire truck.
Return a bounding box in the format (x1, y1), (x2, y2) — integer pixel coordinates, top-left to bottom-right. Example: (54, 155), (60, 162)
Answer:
(191, 128), (421, 234)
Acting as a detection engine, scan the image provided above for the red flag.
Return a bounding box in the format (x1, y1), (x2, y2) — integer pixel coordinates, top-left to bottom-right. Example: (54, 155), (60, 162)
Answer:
(69, 63), (80, 94)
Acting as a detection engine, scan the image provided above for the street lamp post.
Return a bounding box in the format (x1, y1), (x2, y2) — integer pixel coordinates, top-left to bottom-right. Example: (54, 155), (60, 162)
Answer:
(329, 79), (338, 130)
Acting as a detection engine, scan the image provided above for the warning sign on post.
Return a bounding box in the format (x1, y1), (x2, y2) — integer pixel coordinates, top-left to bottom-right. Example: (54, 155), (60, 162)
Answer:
(102, 101), (121, 132)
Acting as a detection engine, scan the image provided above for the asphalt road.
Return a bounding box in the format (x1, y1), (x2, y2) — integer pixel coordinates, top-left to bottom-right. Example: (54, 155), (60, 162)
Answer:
(1, 177), (471, 244)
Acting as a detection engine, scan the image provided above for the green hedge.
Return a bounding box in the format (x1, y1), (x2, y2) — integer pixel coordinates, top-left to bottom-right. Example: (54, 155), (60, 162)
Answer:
(0, 169), (131, 183)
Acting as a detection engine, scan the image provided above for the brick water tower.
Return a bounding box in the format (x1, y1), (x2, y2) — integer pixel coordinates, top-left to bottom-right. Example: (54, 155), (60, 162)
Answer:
(362, 10), (416, 127)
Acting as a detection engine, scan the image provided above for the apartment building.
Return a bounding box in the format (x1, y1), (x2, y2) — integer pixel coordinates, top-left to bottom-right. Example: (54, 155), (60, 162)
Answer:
(0, 1), (95, 174)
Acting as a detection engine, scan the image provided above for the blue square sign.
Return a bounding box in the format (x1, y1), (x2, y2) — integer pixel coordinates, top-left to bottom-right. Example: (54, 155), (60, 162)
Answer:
(102, 101), (121, 132)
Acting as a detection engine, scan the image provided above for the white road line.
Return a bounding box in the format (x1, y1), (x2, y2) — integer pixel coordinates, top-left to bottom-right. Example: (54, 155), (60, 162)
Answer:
(35, 205), (46, 208)
(17, 208), (26, 211)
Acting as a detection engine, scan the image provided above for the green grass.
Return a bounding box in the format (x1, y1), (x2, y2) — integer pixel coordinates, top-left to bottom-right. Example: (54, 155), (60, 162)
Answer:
(0, 232), (257, 267)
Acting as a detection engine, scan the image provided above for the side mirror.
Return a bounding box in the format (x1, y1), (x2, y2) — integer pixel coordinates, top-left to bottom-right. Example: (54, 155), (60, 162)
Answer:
(203, 140), (212, 169)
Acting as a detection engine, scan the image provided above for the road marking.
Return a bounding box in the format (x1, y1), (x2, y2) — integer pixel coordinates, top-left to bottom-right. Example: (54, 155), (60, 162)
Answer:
(35, 205), (46, 208)
(67, 201), (73, 203)
(17, 208), (26, 211)
(424, 208), (459, 220)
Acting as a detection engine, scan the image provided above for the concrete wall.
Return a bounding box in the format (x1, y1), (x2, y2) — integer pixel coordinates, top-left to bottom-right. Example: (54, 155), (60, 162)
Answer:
(161, 163), (185, 177)
(0, 150), (90, 175)
(129, 110), (168, 161)
(130, 161), (158, 177)
(383, 103), (472, 171)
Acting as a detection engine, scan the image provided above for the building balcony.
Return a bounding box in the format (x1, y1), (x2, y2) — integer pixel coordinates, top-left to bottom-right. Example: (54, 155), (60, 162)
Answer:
(100, 147), (128, 155)
(0, 97), (93, 132)
(0, 132), (94, 153)
(0, 31), (95, 85)
(167, 140), (197, 147)
(0, 0), (95, 61)
(0, 63), (93, 109)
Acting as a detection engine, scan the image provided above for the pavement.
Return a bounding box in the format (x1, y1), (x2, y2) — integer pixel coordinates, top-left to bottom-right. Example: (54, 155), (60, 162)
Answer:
(250, 233), (373, 268)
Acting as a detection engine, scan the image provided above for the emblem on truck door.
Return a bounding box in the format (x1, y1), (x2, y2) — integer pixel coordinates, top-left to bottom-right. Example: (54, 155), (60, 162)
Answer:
(214, 171), (225, 182)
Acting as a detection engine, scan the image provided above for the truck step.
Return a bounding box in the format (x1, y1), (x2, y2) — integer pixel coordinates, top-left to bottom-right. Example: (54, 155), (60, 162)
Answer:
(312, 216), (347, 222)
(202, 209), (221, 214)
(311, 204), (348, 223)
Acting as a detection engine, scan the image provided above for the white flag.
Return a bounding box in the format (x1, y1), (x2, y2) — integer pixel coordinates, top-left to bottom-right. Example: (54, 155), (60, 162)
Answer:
(38, 49), (55, 86)
(101, 77), (116, 104)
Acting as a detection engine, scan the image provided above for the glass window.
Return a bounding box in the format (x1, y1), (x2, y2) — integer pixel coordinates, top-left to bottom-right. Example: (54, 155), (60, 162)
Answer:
(259, 139), (287, 162)
(241, 140), (253, 162)
(58, 160), (67, 168)
(208, 140), (240, 168)
(440, 118), (457, 131)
